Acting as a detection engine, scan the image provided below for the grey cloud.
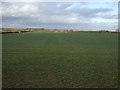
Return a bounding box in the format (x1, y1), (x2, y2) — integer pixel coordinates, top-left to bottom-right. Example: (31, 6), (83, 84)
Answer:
(2, 2), (118, 31)
(96, 13), (118, 19)
(2, 2), (114, 20)
(72, 8), (113, 18)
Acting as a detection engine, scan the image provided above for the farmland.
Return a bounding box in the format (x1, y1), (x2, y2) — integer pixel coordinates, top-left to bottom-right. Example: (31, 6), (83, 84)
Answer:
(2, 32), (118, 88)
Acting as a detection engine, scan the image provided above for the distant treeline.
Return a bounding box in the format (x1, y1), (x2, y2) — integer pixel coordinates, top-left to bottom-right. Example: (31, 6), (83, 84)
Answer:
(1, 28), (120, 34)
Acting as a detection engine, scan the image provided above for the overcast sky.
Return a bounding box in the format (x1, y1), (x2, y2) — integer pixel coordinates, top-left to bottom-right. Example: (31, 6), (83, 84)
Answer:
(1, 2), (118, 31)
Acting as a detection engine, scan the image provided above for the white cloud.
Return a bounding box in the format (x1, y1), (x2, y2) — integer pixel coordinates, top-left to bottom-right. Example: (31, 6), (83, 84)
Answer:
(0, 6), (2, 17)
(2, 4), (39, 17)
(2, 2), (118, 31)
(2, 0), (119, 2)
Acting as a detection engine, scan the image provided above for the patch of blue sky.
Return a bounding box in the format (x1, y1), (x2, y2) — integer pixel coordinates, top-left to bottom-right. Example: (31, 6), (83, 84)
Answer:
(92, 18), (118, 23)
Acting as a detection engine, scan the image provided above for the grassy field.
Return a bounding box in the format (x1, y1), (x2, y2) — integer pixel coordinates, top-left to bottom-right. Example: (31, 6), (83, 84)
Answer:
(2, 32), (118, 88)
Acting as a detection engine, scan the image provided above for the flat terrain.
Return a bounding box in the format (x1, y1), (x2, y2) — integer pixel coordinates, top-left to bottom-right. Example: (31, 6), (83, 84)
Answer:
(2, 32), (118, 88)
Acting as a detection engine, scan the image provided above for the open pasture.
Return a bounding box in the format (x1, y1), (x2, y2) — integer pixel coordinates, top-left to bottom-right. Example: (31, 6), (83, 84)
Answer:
(2, 32), (118, 88)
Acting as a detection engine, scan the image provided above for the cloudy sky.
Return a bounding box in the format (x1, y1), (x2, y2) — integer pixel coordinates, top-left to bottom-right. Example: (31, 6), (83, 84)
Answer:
(1, 2), (118, 31)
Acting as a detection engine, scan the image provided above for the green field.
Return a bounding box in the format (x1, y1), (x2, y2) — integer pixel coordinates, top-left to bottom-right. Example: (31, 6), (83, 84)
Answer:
(2, 32), (118, 88)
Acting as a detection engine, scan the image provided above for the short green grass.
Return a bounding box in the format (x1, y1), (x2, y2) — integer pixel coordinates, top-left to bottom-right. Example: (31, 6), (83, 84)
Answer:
(2, 32), (118, 88)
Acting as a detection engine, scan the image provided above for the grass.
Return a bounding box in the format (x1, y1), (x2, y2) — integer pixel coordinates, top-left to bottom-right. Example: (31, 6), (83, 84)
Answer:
(2, 32), (118, 88)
